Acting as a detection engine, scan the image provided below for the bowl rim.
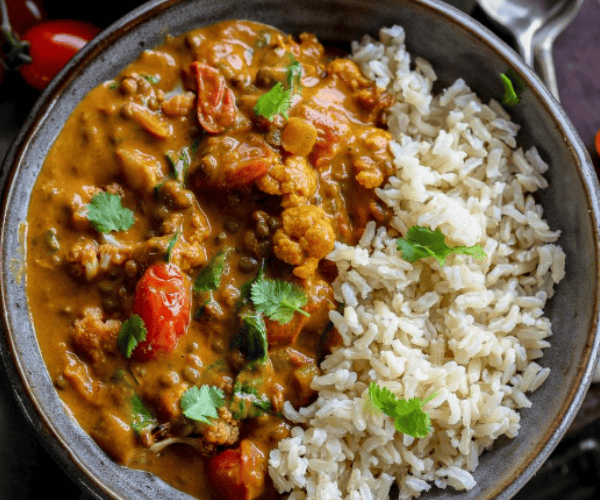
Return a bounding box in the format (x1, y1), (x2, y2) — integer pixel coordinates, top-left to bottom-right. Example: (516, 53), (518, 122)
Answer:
(1, 0), (599, 499)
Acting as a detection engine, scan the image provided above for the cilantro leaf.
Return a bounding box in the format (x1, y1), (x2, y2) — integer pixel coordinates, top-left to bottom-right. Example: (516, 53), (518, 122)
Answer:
(180, 385), (225, 424)
(193, 248), (231, 293)
(250, 277), (310, 324)
(166, 231), (180, 262)
(254, 82), (292, 121)
(130, 394), (157, 433)
(166, 146), (193, 182)
(366, 382), (436, 438)
(231, 310), (269, 363)
(238, 261), (266, 308)
(500, 72), (522, 107)
(87, 192), (135, 233)
(397, 226), (486, 267)
(230, 377), (273, 419)
(118, 314), (147, 358)
(286, 52), (302, 93)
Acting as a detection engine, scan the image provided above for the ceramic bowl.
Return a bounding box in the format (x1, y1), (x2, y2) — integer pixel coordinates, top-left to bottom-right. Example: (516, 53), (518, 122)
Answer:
(1, 0), (599, 499)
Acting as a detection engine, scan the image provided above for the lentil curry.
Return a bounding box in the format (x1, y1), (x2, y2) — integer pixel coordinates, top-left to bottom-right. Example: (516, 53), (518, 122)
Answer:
(26, 20), (394, 500)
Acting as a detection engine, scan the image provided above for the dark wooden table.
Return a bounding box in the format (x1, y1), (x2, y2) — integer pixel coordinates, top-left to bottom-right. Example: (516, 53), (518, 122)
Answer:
(1, 1), (599, 498)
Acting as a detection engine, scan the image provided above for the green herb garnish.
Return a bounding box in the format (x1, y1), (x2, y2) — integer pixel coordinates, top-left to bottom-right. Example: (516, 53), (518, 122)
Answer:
(193, 248), (231, 293)
(118, 314), (147, 359)
(166, 146), (193, 182)
(366, 382), (437, 438)
(250, 277), (310, 324)
(254, 53), (303, 121)
(286, 52), (302, 94)
(87, 192), (135, 233)
(500, 72), (522, 107)
(397, 226), (486, 267)
(130, 394), (157, 433)
(166, 231), (180, 262)
(254, 82), (292, 121)
(141, 74), (161, 85)
(231, 310), (269, 363)
(180, 385), (225, 424)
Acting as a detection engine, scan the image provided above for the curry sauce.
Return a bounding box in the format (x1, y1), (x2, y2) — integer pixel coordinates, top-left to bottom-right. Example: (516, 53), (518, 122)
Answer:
(26, 20), (394, 499)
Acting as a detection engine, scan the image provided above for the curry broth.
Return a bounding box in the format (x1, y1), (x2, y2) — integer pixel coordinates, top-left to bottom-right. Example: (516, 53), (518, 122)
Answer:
(26, 20), (394, 499)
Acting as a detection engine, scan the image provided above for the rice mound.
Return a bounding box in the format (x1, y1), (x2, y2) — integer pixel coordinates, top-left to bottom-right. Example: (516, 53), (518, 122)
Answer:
(268, 25), (566, 500)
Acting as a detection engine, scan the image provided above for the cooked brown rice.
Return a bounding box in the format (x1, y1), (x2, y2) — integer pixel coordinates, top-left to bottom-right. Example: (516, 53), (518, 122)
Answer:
(268, 25), (565, 500)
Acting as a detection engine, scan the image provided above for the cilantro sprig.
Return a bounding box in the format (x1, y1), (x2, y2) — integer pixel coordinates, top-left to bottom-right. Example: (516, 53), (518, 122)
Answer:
(180, 385), (225, 424)
(118, 314), (147, 358)
(250, 277), (310, 324)
(254, 52), (303, 121)
(231, 310), (269, 364)
(193, 248), (231, 293)
(365, 383), (437, 438)
(254, 82), (292, 121)
(397, 226), (486, 267)
(87, 192), (134, 233)
(130, 394), (157, 433)
(500, 70), (526, 107)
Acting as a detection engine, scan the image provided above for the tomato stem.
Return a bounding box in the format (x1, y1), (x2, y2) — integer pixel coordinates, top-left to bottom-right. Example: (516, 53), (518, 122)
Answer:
(0, 0), (32, 70)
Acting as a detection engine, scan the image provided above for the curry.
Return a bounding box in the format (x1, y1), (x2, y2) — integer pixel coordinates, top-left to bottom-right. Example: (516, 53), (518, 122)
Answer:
(26, 20), (394, 499)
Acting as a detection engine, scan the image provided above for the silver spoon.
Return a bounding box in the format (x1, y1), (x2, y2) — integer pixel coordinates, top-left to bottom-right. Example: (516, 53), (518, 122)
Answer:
(476, 0), (585, 100)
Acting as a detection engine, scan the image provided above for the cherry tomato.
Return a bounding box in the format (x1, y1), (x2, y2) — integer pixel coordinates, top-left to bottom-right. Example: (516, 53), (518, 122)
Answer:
(191, 61), (237, 134)
(131, 262), (191, 362)
(19, 19), (101, 90)
(595, 127), (600, 158)
(205, 441), (266, 500)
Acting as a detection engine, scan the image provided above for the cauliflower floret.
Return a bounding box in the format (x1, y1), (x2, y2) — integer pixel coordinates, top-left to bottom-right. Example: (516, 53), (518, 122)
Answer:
(350, 126), (393, 189)
(195, 407), (241, 455)
(273, 205), (335, 279)
(72, 307), (121, 363)
(255, 156), (317, 207)
(66, 239), (131, 281)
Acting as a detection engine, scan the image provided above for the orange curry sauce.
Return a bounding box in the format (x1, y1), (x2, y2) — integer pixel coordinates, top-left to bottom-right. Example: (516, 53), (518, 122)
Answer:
(26, 20), (394, 500)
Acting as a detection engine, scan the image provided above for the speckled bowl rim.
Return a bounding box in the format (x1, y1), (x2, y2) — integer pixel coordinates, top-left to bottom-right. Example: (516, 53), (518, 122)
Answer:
(1, 0), (599, 499)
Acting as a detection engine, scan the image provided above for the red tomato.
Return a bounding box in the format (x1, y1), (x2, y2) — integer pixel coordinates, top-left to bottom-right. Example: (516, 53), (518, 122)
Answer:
(191, 61), (237, 133)
(131, 263), (191, 362)
(19, 19), (101, 90)
(205, 441), (266, 500)
(595, 127), (600, 158)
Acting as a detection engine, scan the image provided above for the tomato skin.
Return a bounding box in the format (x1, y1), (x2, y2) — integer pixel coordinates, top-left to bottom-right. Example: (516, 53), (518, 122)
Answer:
(191, 62), (237, 133)
(206, 441), (266, 500)
(206, 448), (248, 500)
(131, 263), (191, 362)
(19, 19), (101, 90)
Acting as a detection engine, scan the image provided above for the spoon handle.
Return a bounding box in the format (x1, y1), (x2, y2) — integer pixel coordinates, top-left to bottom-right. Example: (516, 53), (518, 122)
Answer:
(533, 37), (560, 100)
(531, 0), (585, 102)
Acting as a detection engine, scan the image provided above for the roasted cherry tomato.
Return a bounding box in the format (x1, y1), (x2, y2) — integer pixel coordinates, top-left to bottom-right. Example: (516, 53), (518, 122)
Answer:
(205, 440), (266, 500)
(19, 19), (101, 90)
(131, 262), (192, 362)
(191, 61), (237, 134)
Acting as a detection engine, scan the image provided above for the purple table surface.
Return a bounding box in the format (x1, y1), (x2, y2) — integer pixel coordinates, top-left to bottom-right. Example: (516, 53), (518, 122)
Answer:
(0, 1), (599, 499)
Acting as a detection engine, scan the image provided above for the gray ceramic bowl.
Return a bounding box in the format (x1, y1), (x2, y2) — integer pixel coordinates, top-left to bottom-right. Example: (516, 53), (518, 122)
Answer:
(1, 0), (599, 499)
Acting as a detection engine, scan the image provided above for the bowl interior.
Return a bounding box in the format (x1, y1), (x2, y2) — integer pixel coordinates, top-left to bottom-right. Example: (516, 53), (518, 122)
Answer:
(1, 1), (599, 499)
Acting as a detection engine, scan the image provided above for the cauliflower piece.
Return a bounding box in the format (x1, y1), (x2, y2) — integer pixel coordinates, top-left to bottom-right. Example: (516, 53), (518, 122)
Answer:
(273, 205), (335, 279)
(72, 307), (121, 363)
(66, 239), (131, 281)
(195, 406), (241, 455)
(255, 156), (317, 207)
(350, 126), (394, 189)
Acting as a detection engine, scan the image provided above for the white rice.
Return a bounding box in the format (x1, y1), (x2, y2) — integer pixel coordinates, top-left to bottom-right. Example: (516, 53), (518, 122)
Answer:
(269, 25), (565, 499)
